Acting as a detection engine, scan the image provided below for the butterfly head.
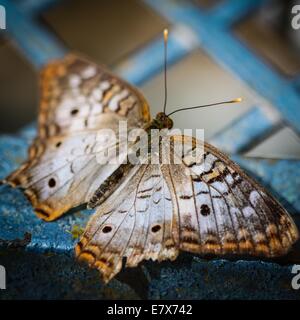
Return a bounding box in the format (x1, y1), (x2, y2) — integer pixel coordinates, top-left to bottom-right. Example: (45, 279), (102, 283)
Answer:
(155, 112), (174, 129)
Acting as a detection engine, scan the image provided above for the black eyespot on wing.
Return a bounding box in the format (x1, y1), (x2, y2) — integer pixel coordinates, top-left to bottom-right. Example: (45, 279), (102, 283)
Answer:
(102, 226), (112, 233)
(200, 204), (210, 216)
(48, 178), (56, 188)
(71, 109), (79, 116)
(151, 225), (161, 233)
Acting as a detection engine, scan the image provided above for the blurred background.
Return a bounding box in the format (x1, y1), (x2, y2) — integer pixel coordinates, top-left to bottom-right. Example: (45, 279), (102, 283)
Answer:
(0, 0), (300, 160)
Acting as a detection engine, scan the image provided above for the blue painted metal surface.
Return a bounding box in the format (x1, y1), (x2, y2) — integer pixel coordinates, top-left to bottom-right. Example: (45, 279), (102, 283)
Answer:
(0, 0), (300, 299)
(1, 250), (299, 299)
(0, 184), (90, 254)
(206, 0), (265, 26)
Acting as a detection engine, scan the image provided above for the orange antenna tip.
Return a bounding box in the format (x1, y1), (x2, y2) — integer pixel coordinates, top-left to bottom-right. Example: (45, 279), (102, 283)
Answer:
(163, 28), (169, 42)
(233, 97), (242, 103)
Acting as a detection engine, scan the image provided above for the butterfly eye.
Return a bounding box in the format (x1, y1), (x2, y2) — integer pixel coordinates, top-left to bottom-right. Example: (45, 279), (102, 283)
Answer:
(56, 142), (62, 148)
(48, 178), (56, 188)
(102, 226), (112, 233)
(166, 118), (173, 129)
(151, 225), (161, 233)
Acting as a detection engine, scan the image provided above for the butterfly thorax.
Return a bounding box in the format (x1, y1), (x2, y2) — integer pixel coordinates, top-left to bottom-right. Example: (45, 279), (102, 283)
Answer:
(145, 112), (173, 131)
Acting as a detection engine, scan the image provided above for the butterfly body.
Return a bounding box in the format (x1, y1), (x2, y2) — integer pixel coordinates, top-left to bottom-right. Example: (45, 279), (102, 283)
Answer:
(146, 112), (174, 130)
(4, 54), (298, 283)
(88, 113), (173, 209)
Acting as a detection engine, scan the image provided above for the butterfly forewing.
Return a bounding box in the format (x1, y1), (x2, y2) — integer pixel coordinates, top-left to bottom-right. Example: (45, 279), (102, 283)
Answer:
(5, 54), (150, 221)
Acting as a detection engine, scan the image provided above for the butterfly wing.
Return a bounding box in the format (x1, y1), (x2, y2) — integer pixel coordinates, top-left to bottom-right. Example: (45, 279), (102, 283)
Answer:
(76, 135), (298, 282)
(170, 136), (298, 257)
(5, 54), (150, 221)
(76, 162), (178, 282)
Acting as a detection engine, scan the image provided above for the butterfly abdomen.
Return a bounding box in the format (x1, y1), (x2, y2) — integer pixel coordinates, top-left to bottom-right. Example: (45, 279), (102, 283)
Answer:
(88, 162), (134, 209)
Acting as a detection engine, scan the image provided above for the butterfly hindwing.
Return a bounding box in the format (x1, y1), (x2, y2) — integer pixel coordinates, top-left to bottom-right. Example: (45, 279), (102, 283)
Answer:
(76, 163), (178, 283)
(5, 54), (150, 221)
(178, 138), (298, 257)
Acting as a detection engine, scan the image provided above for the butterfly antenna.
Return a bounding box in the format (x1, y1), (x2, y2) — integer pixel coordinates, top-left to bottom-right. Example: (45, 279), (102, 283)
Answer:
(167, 98), (242, 117)
(163, 28), (168, 114)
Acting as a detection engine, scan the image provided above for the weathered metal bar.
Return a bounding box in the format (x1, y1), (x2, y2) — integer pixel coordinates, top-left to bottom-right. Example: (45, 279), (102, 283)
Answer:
(0, 0), (66, 68)
(114, 24), (199, 85)
(210, 106), (278, 154)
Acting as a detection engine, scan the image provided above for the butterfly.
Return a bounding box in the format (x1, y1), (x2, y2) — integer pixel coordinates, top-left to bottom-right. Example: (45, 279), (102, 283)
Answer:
(4, 50), (298, 283)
